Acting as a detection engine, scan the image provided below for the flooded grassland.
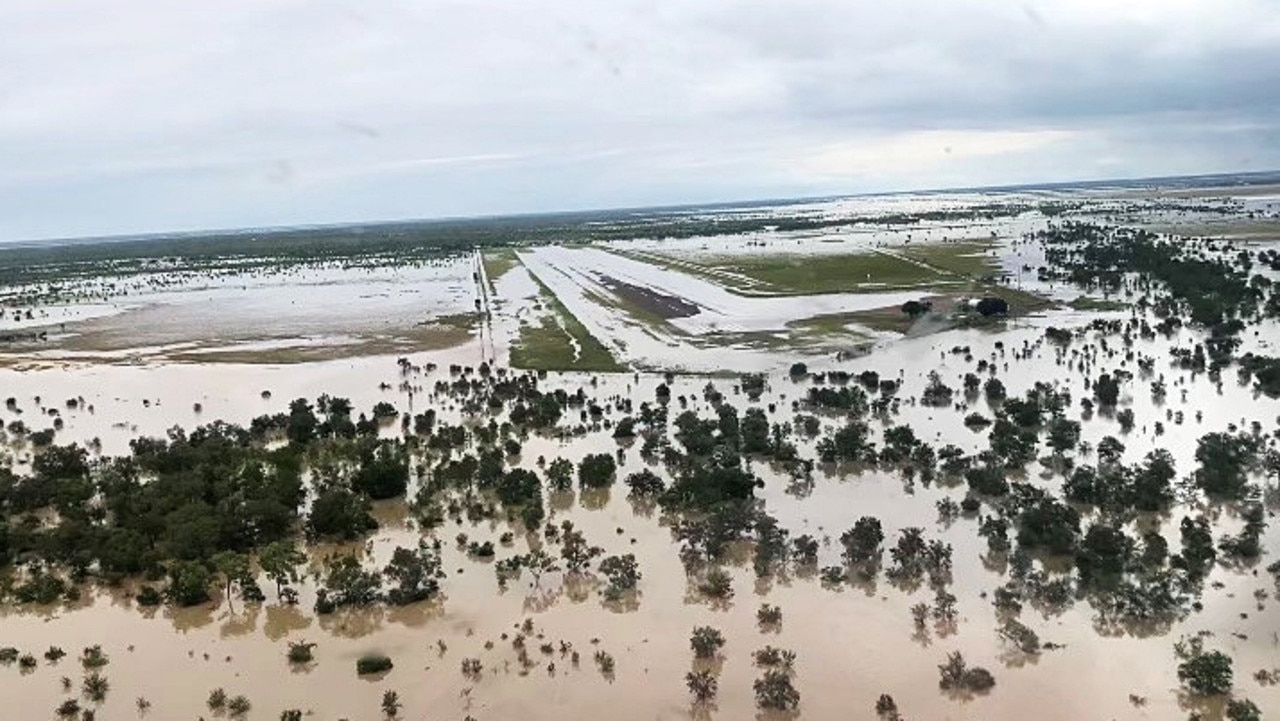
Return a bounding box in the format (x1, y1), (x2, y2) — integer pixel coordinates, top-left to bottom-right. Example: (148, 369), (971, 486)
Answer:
(1, 183), (1279, 721)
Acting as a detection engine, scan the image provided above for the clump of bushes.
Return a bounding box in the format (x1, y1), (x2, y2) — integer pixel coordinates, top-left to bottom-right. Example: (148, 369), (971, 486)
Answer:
(287, 641), (316, 664)
(753, 668), (799, 711)
(686, 670), (717, 703)
(1177, 649), (1233, 696)
(227, 694), (251, 717)
(757, 603), (782, 627)
(875, 694), (902, 720)
(938, 652), (995, 694)
(753, 646), (796, 670)
(594, 650), (615, 675)
(207, 688), (227, 711)
(698, 568), (733, 599)
(82, 672), (110, 702)
(690, 627), (725, 659)
(357, 653), (393, 675)
(80, 645), (109, 669)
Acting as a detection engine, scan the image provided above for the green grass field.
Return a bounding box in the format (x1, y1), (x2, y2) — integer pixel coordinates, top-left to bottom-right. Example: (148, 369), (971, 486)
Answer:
(897, 241), (1000, 277)
(509, 275), (625, 373)
(713, 252), (943, 293)
(481, 249), (519, 292)
(611, 243), (1002, 296)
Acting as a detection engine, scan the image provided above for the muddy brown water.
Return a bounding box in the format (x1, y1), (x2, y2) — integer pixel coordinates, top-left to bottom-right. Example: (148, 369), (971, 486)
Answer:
(1, 313), (1279, 720)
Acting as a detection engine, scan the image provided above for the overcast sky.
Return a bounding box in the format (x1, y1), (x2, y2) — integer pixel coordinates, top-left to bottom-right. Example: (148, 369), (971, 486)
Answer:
(2, 0), (1278, 241)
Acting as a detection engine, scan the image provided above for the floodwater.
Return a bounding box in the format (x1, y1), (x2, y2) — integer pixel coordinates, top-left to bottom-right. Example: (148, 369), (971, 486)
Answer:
(2, 187), (1280, 720)
(2, 306), (1278, 720)
(1, 259), (479, 365)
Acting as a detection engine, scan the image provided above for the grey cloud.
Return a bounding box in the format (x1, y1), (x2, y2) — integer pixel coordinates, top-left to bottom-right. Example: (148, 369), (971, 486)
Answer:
(0, 0), (1277, 241)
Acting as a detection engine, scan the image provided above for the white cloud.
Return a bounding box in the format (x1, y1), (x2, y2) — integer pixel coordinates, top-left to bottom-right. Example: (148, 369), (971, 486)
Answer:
(0, 0), (1277, 240)
(796, 130), (1079, 181)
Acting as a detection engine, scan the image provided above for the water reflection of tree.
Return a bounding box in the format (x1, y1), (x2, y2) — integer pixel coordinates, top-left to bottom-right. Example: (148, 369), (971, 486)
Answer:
(752, 574), (777, 597)
(564, 573), (597, 604)
(318, 606), (385, 638)
(755, 708), (800, 721)
(1176, 690), (1228, 720)
(626, 495), (658, 518)
(684, 578), (733, 612)
(980, 551), (1009, 575)
(690, 702), (719, 721)
(548, 489), (575, 513)
(580, 487), (610, 511)
(847, 567), (880, 598)
(996, 646), (1042, 669)
(521, 584), (563, 614)
(218, 601), (261, 638)
(165, 603), (215, 633)
(783, 474), (814, 499)
(1090, 606), (1180, 639)
(601, 589), (640, 614)
(386, 596), (447, 628)
(263, 603), (313, 641)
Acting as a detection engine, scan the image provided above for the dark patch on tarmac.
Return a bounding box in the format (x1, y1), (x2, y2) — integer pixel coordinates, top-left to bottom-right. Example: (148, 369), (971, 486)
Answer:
(599, 276), (701, 319)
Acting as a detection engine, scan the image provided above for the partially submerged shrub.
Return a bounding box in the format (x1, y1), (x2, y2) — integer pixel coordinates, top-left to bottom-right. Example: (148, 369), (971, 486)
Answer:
(757, 604), (782, 626)
(227, 694), (252, 717)
(690, 627), (726, 659)
(287, 641), (316, 664)
(753, 669), (800, 711)
(686, 670), (718, 703)
(207, 688), (228, 711)
(80, 645), (109, 669)
(357, 653), (394, 675)
(82, 672), (110, 702)
(1178, 650), (1233, 696)
(698, 568), (733, 599)
(938, 652), (995, 694)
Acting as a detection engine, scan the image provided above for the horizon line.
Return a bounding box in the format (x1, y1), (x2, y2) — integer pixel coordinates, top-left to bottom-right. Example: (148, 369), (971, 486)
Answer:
(3, 166), (1277, 249)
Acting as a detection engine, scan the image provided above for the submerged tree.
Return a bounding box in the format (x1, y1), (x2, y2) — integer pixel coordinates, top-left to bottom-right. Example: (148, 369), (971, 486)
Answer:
(690, 627), (725, 659)
(383, 541), (444, 606)
(1177, 650), (1233, 696)
(315, 555), (383, 613)
(686, 669), (718, 704)
(578, 453), (617, 489)
(938, 651), (995, 694)
(598, 554), (641, 600)
(381, 690), (401, 718)
(259, 541), (307, 600)
(753, 669), (800, 711)
(166, 560), (213, 607)
(560, 521), (603, 572)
